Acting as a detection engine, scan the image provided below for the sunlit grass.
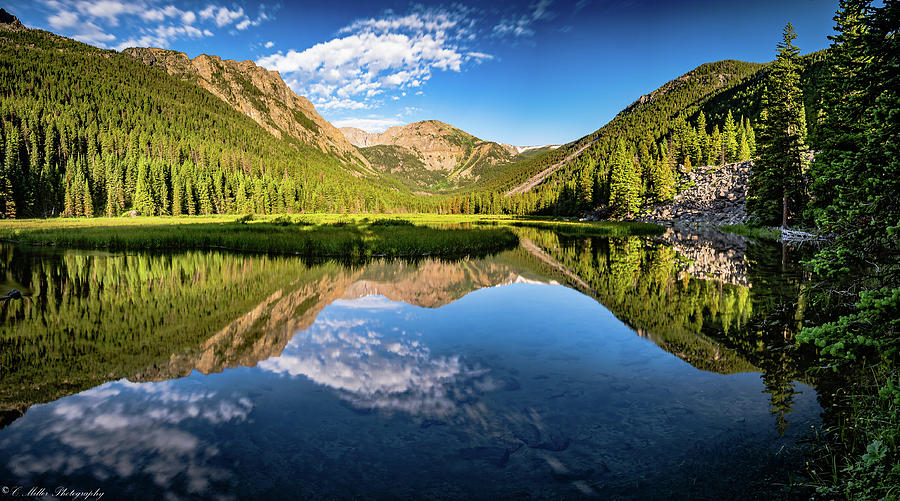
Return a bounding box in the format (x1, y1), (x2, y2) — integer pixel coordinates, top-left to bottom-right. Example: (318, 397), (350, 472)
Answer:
(0, 215), (517, 258)
(0, 214), (663, 257)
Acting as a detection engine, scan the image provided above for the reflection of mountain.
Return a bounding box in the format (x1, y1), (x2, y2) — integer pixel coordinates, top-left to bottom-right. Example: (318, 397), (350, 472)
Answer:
(2, 227), (806, 428)
(132, 258), (547, 383)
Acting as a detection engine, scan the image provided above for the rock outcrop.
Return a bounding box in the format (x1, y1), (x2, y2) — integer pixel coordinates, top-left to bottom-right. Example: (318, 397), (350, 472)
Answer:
(640, 161), (751, 227)
(0, 9), (25, 31)
(122, 47), (371, 172)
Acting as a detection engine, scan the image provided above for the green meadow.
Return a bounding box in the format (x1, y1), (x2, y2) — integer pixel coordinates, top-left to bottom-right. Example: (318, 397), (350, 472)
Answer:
(0, 214), (664, 258)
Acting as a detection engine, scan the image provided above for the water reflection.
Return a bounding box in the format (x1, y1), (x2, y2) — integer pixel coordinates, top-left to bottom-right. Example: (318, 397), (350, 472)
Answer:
(259, 296), (481, 419)
(5, 380), (251, 499)
(0, 227), (821, 499)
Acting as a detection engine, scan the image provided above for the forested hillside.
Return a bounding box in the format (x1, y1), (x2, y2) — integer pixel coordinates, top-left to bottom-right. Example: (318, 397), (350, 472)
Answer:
(432, 55), (828, 216)
(0, 17), (431, 218)
(122, 47), (372, 173)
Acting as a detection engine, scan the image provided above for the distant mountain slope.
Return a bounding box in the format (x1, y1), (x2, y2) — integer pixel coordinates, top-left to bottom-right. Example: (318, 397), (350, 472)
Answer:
(452, 54), (826, 216)
(339, 120), (536, 191)
(123, 47), (371, 174)
(502, 60), (767, 198)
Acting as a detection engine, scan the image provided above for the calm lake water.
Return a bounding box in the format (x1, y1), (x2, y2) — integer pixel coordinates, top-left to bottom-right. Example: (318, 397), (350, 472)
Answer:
(0, 226), (822, 499)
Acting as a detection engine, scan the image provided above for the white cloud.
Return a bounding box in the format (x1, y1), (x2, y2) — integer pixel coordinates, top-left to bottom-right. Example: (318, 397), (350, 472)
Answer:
(257, 6), (488, 116)
(466, 51), (494, 61)
(43, 1), (272, 50)
(5, 379), (252, 495)
(48, 10), (79, 29)
(316, 98), (369, 111)
(213, 6), (244, 27)
(492, 0), (555, 38)
(264, 40), (274, 48)
(198, 5), (216, 20)
(77, 0), (139, 26)
(332, 117), (405, 132)
(73, 20), (117, 44)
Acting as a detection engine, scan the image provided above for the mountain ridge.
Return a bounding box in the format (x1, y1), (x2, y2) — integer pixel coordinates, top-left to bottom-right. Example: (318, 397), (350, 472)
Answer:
(122, 46), (372, 174)
(339, 120), (545, 192)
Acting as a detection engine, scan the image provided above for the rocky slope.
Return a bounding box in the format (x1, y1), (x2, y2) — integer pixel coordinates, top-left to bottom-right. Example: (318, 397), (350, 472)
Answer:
(340, 120), (523, 190)
(122, 47), (371, 173)
(0, 9), (25, 31)
(639, 161), (751, 226)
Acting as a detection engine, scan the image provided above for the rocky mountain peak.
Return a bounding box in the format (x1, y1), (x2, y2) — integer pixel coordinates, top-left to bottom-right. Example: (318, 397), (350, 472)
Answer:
(0, 9), (26, 31)
(122, 46), (371, 173)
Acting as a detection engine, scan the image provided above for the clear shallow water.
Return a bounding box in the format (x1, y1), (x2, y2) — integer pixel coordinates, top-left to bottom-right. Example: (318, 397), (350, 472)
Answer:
(0, 231), (821, 499)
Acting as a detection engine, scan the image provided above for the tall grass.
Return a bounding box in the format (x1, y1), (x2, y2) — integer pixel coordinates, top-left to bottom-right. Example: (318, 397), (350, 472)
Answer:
(0, 214), (662, 257)
(0, 216), (519, 258)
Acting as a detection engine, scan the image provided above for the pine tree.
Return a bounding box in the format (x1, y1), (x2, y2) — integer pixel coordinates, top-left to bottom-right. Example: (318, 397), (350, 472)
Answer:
(63, 157), (75, 217)
(105, 177), (117, 217)
(609, 139), (640, 217)
(133, 158), (155, 215)
(3, 124), (19, 218)
(696, 111), (709, 165)
(723, 110), (738, 163)
(82, 179), (93, 217)
(738, 133), (751, 161)
(171, 166), (184, 216)
(650, 156), (676, 202)
(808, 0), (899, 276)
(749, 23), (809, 228)
(577, 163), (595, 209)
(709, 125), (722, 166)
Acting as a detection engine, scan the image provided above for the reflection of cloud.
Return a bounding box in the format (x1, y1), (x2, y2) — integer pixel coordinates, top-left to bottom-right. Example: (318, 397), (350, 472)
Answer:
(331, 295), (403, 310)
(5, 380), (251, 498)
(260, 296), (501, 420)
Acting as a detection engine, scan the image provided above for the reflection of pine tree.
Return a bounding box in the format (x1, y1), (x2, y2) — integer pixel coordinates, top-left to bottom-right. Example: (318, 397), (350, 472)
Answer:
(762, 369), (797, 436)
(744, 242), (808, 435)
(609, 236), (642, 304)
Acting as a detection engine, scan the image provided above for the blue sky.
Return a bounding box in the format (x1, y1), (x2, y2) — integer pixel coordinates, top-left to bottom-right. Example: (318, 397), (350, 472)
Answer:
(10, 0), (838, 145)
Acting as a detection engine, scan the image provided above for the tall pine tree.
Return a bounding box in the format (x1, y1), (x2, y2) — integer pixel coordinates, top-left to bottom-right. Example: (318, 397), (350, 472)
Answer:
(749, 23), (809, 228)
(609, 139), (640, 217)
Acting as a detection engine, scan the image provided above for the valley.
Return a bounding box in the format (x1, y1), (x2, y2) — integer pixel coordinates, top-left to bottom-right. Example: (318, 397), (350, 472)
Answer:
(0, 2), (897, 500)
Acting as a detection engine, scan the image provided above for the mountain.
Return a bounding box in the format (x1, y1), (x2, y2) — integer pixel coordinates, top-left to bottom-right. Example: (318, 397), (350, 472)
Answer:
(339, 120), (540, 192)
(0, 8), (828, 219)
(449, 53), (827, 216)
(0, 16), (428, 217)
(122, 47), (372, 174)
(0, 8), (24, 30)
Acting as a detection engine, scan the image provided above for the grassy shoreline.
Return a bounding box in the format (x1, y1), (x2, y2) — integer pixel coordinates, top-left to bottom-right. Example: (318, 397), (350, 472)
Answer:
(0, 215), (523, 258)
(0, 214), (665, 259)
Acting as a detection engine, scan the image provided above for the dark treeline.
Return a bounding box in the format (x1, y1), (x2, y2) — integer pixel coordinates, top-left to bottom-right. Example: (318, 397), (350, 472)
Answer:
(780, 1), (899, 498)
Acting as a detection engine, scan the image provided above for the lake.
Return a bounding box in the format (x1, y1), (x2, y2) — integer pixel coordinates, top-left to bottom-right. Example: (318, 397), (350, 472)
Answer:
(0, 226), (822, 499)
